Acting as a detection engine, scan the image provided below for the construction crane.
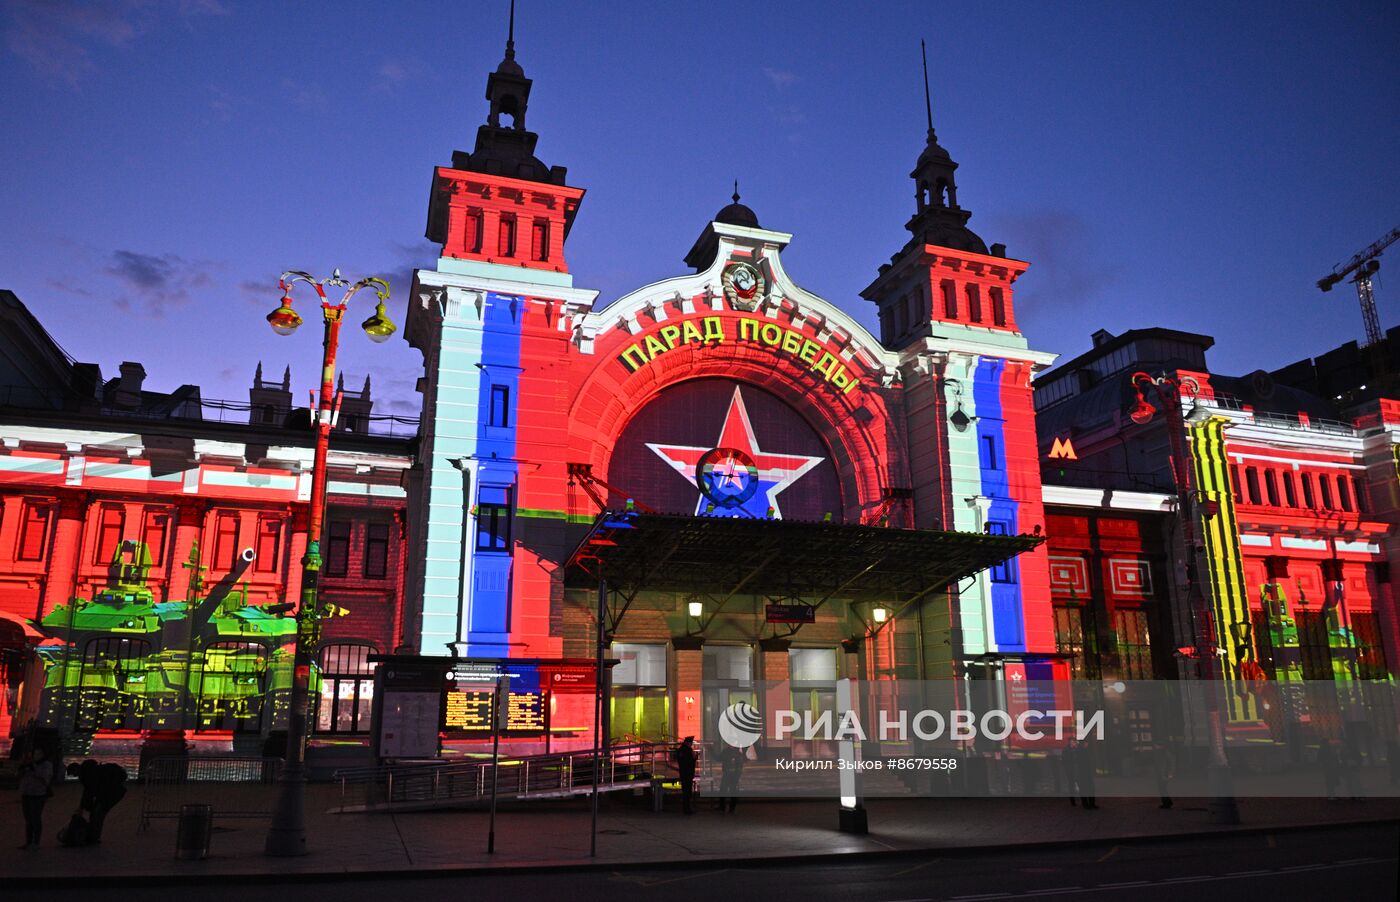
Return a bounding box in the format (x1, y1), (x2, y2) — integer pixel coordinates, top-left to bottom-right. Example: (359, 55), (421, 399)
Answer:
(1317, 225), (1400, 347)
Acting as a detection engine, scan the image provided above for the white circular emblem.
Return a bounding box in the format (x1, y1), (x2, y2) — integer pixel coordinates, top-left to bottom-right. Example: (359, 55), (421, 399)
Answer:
(717, 700), (763, 749)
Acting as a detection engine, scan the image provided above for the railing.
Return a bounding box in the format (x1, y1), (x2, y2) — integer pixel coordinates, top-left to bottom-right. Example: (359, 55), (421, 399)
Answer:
(334, 741), (693, 812)
(138, 756), (282, 830)
(0, 386), (420, 439)
(1200, 393), (1359, 437)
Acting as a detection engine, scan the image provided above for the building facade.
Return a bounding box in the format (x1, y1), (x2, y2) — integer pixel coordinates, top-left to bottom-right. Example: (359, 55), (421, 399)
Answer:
(401, 37), (1063, 749)
(1034, 328), (1400, 695)
(0, 292), (413, 755)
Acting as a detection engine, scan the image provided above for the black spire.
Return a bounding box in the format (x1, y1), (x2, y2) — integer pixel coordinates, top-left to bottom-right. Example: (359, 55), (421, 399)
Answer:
(505, 0), (515, 61)
(714, 180), (759, 228)
(450, 1), (568, 186)
(921, 39), (933, 136)
(904, 40), (987, 255)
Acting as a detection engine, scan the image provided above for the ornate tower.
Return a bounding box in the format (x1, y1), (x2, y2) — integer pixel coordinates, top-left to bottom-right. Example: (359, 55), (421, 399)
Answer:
(862, 50), (1058, 680)
(405, 8), (597, 658)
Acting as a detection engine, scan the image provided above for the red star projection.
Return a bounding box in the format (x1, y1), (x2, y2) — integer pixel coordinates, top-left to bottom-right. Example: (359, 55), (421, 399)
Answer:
(646, 386), (824, 518)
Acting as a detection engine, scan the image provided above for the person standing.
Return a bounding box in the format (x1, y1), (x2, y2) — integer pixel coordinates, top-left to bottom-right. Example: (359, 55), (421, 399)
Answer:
(1067, 738), (1097, 810)
(717, 744), (744, 813)
(674, 736), (698, 815)
(17, 747), (53, 849)
(1152, 741), (1175, 809)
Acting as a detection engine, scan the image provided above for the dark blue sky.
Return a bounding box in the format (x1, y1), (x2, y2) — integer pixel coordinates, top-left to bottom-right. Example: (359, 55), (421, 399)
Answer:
(3, 1), (1397, 415)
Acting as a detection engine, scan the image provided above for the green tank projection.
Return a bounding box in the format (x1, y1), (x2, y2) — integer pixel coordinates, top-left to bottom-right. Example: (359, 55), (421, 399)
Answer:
(31, 540), (338, 737)
(1260, 583), (1359, 682)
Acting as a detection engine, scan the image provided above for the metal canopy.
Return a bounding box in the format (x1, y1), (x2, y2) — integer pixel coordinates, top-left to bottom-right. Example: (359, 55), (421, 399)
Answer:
(565, 511), (1042, 604)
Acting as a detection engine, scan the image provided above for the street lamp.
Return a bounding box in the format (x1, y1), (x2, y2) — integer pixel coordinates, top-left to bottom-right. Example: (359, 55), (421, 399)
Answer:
(263, 269), (394, 857)
(1128, 371), (1239, 825)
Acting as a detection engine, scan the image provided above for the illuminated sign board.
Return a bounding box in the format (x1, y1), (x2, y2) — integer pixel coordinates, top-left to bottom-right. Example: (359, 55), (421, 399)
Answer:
(617, 315), (861, 395)
(766, 603), (816, 624)
(1048, 437), (1077, 460)
(442, 662), (595, 736)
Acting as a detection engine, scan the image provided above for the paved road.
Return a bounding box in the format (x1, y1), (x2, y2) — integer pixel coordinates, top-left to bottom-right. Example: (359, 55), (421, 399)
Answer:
(11, 822), (1395, 901)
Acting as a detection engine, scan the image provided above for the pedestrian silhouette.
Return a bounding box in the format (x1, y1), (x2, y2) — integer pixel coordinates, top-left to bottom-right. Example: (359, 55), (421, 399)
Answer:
(674, 736), (698, 814)
(17, 746), (53, 849)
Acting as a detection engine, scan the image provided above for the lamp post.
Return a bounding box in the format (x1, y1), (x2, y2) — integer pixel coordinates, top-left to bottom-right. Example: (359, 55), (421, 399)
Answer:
(263, 269), (395, 857)
(1129, 371), (1239, 824)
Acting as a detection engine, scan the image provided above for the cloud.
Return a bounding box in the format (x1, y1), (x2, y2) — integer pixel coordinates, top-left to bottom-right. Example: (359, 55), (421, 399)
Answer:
(104, 249), (213, 316)
(47, 277), (94, 297)
(207, 84), (247, 121)
(995, 209), (1121, 308)
(371, 60), (410, 94)
(762, 67), (797, 89)
(3, 0), (226, 87)
(280, 78), (327, 109)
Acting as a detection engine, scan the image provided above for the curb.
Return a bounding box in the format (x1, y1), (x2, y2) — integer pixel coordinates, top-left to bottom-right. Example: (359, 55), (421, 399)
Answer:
(5, 814), (1397, 889)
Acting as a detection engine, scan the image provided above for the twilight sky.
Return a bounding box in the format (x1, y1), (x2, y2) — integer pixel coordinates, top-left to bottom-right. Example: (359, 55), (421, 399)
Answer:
(2, 1), (1398, 417)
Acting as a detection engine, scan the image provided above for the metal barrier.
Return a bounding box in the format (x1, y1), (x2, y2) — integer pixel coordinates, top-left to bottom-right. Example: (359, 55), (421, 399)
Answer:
(334, 741), (698, 813)
(138, 756), (281, 831)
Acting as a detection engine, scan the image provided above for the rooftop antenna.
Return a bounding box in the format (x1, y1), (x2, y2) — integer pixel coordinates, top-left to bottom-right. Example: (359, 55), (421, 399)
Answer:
(920, 39), (934, 136)
(505, 0), (516, 59)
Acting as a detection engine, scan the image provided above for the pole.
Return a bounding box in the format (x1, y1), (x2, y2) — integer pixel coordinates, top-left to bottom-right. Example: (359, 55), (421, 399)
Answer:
(590, 576), (606, 857)
(265, 299), (342, 857)
(488, 667), (506, 853)
(1155, 377), (1238, 825)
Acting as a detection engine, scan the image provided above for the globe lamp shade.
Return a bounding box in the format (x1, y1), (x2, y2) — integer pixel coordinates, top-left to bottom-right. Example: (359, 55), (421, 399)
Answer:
(1129, 392), (1156, 425)
(266, 298), (303, 336)
(361, 302), (397, 343)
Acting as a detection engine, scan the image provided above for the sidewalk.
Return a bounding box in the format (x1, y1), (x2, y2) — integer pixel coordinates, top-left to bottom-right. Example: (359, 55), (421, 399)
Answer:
(4, 781), (1397, 885)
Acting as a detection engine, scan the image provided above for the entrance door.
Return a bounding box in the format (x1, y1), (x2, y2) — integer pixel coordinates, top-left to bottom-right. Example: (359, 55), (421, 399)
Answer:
(701, 645), (755, 743)
(609, 643), (668, 742)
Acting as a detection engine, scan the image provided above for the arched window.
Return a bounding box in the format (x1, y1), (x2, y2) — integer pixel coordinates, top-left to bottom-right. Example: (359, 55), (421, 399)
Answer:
(316, 643), (377, 734)
(197, 641), (269, 733)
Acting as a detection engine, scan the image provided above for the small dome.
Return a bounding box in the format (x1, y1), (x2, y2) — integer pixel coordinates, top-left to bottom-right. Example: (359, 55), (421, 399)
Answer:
(715, 201), (759, 228)
(715, 184), (758, 228)
(496, 56), (524, 77)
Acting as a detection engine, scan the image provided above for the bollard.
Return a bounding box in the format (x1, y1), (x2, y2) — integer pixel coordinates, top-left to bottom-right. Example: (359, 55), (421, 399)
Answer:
(175, 803), (213, 860)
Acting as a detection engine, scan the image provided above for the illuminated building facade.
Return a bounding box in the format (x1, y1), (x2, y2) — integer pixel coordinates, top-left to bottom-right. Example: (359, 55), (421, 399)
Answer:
(0, 291), (413, 755)
(1035, 327), (1400, 695)
(403, 36), (1061, 747)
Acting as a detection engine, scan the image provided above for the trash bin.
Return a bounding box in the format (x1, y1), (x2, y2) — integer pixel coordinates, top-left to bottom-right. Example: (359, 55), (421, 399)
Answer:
(175, 803), (212, 860)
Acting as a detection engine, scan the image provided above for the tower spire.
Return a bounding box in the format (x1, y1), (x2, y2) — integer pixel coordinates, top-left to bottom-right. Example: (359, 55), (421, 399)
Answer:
(733, 179), (740, 204)
(921, 39), (933, 137)
(505, 0), (515, 60)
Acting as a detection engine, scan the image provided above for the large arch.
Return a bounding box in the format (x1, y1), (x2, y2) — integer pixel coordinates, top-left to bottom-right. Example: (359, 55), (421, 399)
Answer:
(569, 327), (906, 523)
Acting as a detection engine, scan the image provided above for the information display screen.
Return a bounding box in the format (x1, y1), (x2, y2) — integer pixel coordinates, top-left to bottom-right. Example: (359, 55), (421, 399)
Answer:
(441, 661), (598, 737)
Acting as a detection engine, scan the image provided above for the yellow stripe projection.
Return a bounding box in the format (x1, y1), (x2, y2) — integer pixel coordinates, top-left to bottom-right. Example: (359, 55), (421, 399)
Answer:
(1187, 419), (1258, 721)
